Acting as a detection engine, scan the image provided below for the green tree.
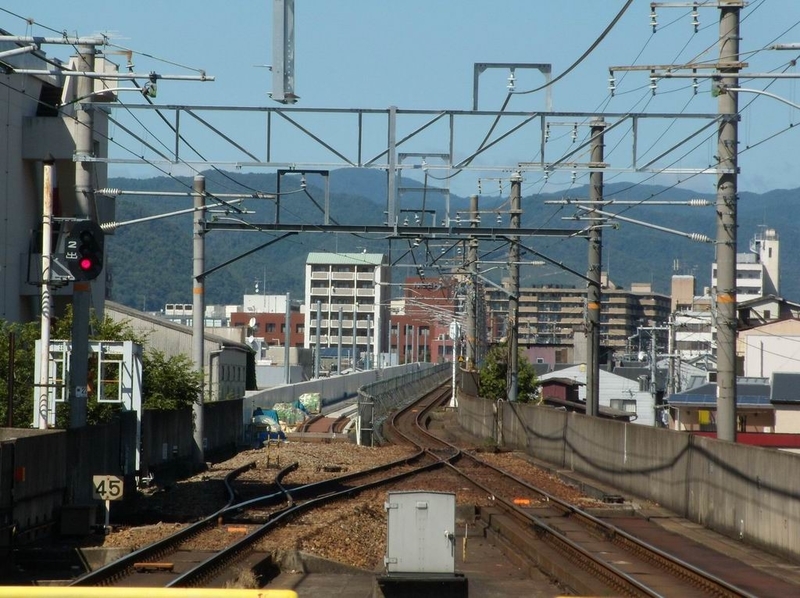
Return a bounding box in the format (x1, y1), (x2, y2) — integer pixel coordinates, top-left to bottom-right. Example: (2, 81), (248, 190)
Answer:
(0, 319), (41, 427)
(479, 343), (538, 402)
(142, 350), (202, 410)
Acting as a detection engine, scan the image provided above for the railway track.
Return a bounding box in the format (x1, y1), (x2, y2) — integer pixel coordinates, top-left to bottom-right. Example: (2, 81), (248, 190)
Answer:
(71, 384), (797, 595)
(360, 385), (779, 596)
(70, 401), (441, 588)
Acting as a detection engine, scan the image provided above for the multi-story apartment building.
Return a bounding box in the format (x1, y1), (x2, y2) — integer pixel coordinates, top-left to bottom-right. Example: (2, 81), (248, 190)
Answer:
(304, 253), (389, 368)
(486, 277), (671, 353)
(711, 228), (779, 302)
(670, 228), (782, 361)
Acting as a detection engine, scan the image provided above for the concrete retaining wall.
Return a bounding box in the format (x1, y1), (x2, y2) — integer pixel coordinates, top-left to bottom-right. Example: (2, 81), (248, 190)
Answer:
(245, 364), (425, 405)
(458, 392), (800, 560)
(358, 363), (450, 446)
(242, 364), (431, 433)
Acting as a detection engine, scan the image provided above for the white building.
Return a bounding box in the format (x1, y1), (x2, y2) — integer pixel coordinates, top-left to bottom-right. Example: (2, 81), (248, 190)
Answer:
(740, 319), (800, 379)
(304, 252), (389, 369)
(673, 310), (715, 359)
(242, 293), (290, 314)
(711, 228), (780, 302)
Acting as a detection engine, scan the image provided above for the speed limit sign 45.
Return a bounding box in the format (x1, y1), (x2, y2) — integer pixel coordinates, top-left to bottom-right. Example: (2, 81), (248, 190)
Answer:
(92, 475), (124, 501)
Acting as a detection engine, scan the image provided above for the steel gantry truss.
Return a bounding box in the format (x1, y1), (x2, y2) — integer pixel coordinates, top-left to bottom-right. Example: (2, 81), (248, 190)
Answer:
(85, 102), (723, 184)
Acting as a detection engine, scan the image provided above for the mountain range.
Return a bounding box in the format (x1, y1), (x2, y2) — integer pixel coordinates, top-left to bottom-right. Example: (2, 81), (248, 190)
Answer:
(105, 169), (800, 312)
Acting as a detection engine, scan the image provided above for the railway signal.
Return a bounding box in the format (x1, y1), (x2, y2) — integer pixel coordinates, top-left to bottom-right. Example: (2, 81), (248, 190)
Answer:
(66, 220), (104, 281)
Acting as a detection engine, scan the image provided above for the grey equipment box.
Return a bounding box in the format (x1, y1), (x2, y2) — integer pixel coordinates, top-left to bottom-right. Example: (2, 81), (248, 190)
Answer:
(384, 490), (455, 574)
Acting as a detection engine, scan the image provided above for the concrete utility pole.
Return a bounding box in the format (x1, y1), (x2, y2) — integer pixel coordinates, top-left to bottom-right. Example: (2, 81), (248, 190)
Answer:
(69, 43), (97, 429)
(192, 175), (206, 467)
(668, 314), (678, 397)
(507, 173), (521, 402)
(585, 118), (605, 418)
(466, 194), (479, 370)
(714, 5), (741, 443)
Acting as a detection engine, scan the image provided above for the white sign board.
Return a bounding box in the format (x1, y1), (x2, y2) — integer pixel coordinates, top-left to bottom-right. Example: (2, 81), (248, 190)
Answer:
(448, 321), (461, 341)
(92, 475), (124, 501)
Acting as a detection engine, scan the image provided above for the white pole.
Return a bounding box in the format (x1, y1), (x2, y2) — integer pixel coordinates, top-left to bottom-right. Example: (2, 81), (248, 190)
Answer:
(449, 321), (459, 408)
(37, 161), (55, 429)
(451, 334), (457, 407)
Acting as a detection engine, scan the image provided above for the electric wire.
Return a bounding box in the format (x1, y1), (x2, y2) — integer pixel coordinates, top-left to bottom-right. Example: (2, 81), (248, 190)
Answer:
(513, 0), (635, 96)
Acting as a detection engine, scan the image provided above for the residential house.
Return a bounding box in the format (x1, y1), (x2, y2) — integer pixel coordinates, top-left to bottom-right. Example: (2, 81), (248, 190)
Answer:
(538, 364), (658, 427)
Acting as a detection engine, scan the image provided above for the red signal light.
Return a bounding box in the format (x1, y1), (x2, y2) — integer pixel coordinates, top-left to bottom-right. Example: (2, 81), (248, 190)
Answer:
(66, 220), (105, 281)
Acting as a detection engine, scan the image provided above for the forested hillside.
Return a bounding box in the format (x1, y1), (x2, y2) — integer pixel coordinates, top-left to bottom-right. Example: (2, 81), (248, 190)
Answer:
(105, 169), (799, 311)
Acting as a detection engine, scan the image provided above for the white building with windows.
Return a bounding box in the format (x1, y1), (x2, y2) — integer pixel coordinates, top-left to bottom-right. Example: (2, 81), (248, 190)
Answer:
(711, 228), (779, 302)
(304, 252), (389, 369)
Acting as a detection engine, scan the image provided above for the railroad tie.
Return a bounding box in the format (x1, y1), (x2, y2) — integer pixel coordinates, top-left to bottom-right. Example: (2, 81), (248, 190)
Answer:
(133, 562), (174, 572)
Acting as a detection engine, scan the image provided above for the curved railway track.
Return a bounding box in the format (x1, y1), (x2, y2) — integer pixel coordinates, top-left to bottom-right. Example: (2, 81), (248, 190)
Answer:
(70, 396), (444, 589)
(296, 413), (350, 434)
(72, 384), (795, 595)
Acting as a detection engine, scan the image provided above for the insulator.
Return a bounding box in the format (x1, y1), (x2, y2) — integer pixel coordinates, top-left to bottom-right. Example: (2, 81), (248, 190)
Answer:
(650, 8), (658, 32)
(545, 123), (550, 142)
(688, 199), (711, 207)
(571, 124), (577, 143)
(608, 72), (616, 96)
(689, 233), (711, 243)
(99, 221), (118, 232)
(649, 71), (657, 96)
(692, 5), (699, 32)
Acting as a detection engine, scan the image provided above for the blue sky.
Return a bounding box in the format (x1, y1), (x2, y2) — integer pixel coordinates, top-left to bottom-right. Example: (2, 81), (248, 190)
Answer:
(5, 1), (800, 200)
